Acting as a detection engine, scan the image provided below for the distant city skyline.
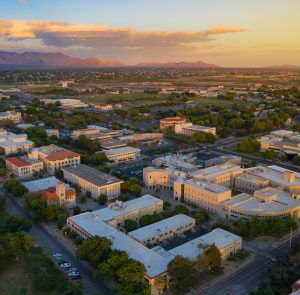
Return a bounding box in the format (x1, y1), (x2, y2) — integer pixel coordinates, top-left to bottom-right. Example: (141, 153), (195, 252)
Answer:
(0, 0), (299, 67)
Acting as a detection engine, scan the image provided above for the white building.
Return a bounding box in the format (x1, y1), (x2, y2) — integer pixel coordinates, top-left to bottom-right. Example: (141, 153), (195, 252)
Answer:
(0, 130), (33, 155)
(175, 122), (216, 136)
(128, 214), (195, 246)
(104, 146), (141, 163)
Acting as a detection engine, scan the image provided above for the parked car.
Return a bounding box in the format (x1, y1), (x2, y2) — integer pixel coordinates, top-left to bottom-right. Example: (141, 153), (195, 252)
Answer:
(52, 253), (62, 260)
(60, 262), (72, 268)
(68, 271), (80, 277)
(71, 275), (81, 281)
(68, 267), (78, 273)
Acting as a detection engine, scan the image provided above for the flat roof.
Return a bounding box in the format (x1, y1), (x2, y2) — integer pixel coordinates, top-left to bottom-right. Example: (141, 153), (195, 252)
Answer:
(62, 164), (123, 187)
(128, 214), (195, 242)
(0, 140), (33, 147)
(22, 176), (72, 192)
(69, 194), (162, 223)
(104, 146), (141, 156)
(185, 179), (230, 194)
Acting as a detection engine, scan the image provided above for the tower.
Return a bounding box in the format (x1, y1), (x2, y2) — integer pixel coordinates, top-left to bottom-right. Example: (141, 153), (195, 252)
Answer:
(56, 181), (66, 207)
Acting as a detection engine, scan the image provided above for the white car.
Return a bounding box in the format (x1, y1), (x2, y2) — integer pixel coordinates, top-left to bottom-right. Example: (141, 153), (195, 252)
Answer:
(68, 267), (78, 273)
(68, 271), (80, 277)
(60, 262), (71, 268)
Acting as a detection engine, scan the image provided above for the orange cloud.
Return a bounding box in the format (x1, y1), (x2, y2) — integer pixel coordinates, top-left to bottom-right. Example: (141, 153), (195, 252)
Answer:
(0, 19), (247, 48)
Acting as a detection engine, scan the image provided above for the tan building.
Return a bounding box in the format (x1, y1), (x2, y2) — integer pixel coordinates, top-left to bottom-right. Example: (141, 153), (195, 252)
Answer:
(104, 146), (141, 163)
(190, 164), (244, 188)
(62, 164), (123, 200)
(93, 103), (113, 111)
(5, 156), (43, 178)
(119, 133), (164, 143)
(159, 117), (187, 131)
(174, 178), (232, 213)
(0, 111), (22, 123)
(143, 167), (186, 190)
(175, 122), (216, 136)
(222, 187), (300, 220)
(0, 131), (33, 155)
(30, 145), (80, 174)
(129, 214), (195, 246)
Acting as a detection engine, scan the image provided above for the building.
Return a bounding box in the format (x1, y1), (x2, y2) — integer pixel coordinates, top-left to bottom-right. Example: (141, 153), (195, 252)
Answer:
(169, 228), (242, 260)
(152, 153), (200, 172)
(174, 178), (232, 213)
(190, 164), (244, 188)
(93, 103), (113, 111)
(175, 122), (216, 136)
(259, 130), (300, 156)
(143, 167), (186, 190)
(235, 165), (300, 194)
(62, 164), (123, 200)
(23, 176), (76, 208)
(128, 214), (195, 246)
(204, 155), (242, 168)
(0, 130), (33, 155)
(5, 156), (43, 178)
(104, 146), (141, 163)
(0, 111), (22, 123)
(0, 93), (10, 100)
(41, 99), (88, 109)
(30, 144), (80, 174)
(119, 133), (164, 143)
(45, 129), (59, 138)
(67, 195), (164, 231)
(99, 138), (127, 150)
(222, 187), (300, 220)
(58, 80), (74, 88)
(159, 117), (187, 131)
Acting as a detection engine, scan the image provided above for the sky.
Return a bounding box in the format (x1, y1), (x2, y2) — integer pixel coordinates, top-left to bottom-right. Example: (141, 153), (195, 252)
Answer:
(0, 0), (299, 67)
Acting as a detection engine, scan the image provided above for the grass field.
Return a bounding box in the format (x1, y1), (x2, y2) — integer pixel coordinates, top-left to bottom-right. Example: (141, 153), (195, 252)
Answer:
(191, 97), (247, 108)
(81, 92), (167, 104)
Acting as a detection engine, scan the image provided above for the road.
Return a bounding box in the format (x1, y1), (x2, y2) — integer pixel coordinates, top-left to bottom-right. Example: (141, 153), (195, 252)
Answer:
(3, 190), (111, 295)
(200, 233), (300, 295)
(210, 145), (300, 173)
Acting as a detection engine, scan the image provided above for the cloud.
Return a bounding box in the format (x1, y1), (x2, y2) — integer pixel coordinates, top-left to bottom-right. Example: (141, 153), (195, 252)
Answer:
(0, 19), (246, 49)
(18, 0), (28, 5)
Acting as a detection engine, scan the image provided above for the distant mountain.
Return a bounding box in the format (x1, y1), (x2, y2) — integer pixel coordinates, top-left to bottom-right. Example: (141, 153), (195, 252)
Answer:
(0, 51), (124, 67)
(266, 64), (300, 70)
(136, 60), (219, 68)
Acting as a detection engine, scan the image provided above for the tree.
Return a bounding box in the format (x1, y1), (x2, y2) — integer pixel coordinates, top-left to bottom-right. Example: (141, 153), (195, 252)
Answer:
(3, 179), (19, 192)
(175, 204), (190, 215)
(124, 219), (138, 232)
(76, 237), (112, 268)
(91, 152), (108, 165)
(237, 137), (260, 154)
(98, 250), (129, 279)
(263, 149), (277, 159)
(154, 275), (166, 295)
(0, 215), (31, 234)
(140, 214), (162, 227)
(129, 184), (141, 196)
(167, 256), (196, 295)
(25, 127), (48, 146)
(194, 212), (207, 225)
(0, 195), (5, 210)
(98, 194), (107, 205)
(44, 204), (61, 222)
(73, 206), (81, 215)
(206, 244), (222, 270)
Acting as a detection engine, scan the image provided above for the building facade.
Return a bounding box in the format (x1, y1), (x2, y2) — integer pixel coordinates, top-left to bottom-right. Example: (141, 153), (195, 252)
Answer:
(159, 117), (187, 131)
(104, 146), (141, 163)
(62, 164), (123, 200)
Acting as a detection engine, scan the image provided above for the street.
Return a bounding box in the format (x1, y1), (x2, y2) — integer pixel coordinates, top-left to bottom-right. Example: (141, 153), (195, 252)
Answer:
(200, 233), (300, 295)
(3, 190), (111, 295)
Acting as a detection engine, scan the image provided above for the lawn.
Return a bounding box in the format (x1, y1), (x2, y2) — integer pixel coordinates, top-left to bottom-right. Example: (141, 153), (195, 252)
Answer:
(81, 92), (167, 104)
(191, 97), (247, 108)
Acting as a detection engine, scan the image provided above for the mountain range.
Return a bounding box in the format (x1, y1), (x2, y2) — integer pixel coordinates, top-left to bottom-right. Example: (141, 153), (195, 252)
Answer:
(0, 51), (124, 67)
(0, 51), (299, 69)
(0, 51), (219, 68)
